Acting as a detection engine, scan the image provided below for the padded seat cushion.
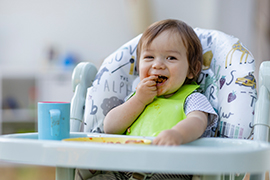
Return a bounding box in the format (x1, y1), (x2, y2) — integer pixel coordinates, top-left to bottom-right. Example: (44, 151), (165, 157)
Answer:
(84, 28), (256, 139)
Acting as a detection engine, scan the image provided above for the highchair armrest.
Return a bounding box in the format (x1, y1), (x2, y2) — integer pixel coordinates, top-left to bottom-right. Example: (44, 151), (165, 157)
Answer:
(70, 62), (97, 132)
(254, 61), (270, 142)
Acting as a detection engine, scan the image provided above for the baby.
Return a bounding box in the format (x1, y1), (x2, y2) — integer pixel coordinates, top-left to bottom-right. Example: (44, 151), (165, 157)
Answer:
(75, 19), (217, 180)
(104, 19), (217, 146)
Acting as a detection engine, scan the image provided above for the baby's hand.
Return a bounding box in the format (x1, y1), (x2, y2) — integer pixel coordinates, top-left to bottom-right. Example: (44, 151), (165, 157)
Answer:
(153, 129), (183, 146)
(134, 75), (157, 105)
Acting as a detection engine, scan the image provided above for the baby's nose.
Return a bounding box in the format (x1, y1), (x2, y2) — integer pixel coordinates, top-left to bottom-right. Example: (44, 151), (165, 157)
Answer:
(152, 59), (165, 69)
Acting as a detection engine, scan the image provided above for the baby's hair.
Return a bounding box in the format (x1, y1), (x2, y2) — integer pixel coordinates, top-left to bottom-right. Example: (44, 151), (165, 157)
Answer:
(136, 19), (203, 84)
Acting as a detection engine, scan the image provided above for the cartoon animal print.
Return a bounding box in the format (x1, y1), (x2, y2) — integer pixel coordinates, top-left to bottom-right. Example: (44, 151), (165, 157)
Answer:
(202, 51), (213, 70)
(94, 67), (109, 84)
(225, 41), (252, 68)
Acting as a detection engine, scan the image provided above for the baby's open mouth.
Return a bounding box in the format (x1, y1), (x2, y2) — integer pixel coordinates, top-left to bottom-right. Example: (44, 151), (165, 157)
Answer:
(156, 75), (168, 84)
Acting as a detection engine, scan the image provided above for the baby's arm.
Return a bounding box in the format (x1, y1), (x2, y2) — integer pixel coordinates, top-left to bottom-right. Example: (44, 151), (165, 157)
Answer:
(104, 75), (158, 134)
(153, 110), (208, 146)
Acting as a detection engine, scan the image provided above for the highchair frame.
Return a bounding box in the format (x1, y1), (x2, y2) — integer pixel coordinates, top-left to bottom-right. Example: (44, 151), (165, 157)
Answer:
(68, 61), (270, 180)
(0, 62), (269, 180)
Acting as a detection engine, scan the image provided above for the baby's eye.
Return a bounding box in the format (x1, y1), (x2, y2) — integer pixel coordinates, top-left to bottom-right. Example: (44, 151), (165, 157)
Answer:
(167, 56), (177, 60)
(144, 56), (154, 59)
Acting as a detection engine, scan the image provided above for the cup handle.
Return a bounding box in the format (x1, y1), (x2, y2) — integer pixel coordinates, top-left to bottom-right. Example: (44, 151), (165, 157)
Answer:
(50, 109), (61, 136)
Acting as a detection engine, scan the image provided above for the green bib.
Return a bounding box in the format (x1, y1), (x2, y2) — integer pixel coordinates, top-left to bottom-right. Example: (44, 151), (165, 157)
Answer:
(126, 84), (199, 137)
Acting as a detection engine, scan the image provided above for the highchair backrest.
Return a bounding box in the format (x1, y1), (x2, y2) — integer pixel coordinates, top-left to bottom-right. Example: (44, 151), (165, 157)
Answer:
(81, 28), (256, 139)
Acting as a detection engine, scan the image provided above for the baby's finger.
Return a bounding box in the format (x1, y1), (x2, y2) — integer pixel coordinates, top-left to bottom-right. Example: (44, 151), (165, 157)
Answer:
(148, 75), (159, 82)
(142, 75), (158, 82)
(145, 79), (156, 87)
(153, 137), (161, 145)
(148, 85), (157, 91)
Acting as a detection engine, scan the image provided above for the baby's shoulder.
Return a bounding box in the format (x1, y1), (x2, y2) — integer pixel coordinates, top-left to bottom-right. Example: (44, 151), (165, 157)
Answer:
(186, 92), (208, 103)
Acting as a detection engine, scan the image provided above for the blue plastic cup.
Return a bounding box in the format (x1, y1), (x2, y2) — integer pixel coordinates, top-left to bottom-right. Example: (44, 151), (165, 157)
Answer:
(38, 101), (70, 140)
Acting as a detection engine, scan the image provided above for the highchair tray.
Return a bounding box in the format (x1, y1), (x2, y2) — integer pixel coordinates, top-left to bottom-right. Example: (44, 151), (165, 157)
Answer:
(0, 132), (269, 174)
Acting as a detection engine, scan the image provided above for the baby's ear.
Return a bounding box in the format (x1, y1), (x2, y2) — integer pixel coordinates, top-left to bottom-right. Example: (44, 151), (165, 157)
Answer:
(187, 72), (194, 79)
(187, 61), (201, 80)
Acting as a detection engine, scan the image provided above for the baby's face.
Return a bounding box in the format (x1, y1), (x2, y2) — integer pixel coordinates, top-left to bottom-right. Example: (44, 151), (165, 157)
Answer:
(139, 30), (193, 97)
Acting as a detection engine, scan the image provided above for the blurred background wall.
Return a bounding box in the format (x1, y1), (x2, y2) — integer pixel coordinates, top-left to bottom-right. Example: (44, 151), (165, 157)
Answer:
(0, 0), (269, 71)
(0, 0), (269, 179)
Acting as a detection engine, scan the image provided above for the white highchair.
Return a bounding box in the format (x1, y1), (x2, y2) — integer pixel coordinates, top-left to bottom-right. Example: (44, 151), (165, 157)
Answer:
(0, 29), (269, 180)
(69, 28), (269, 179)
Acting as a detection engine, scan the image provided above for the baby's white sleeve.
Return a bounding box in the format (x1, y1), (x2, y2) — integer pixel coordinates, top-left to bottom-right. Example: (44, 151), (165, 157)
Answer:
(184, 92), (218, 137)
